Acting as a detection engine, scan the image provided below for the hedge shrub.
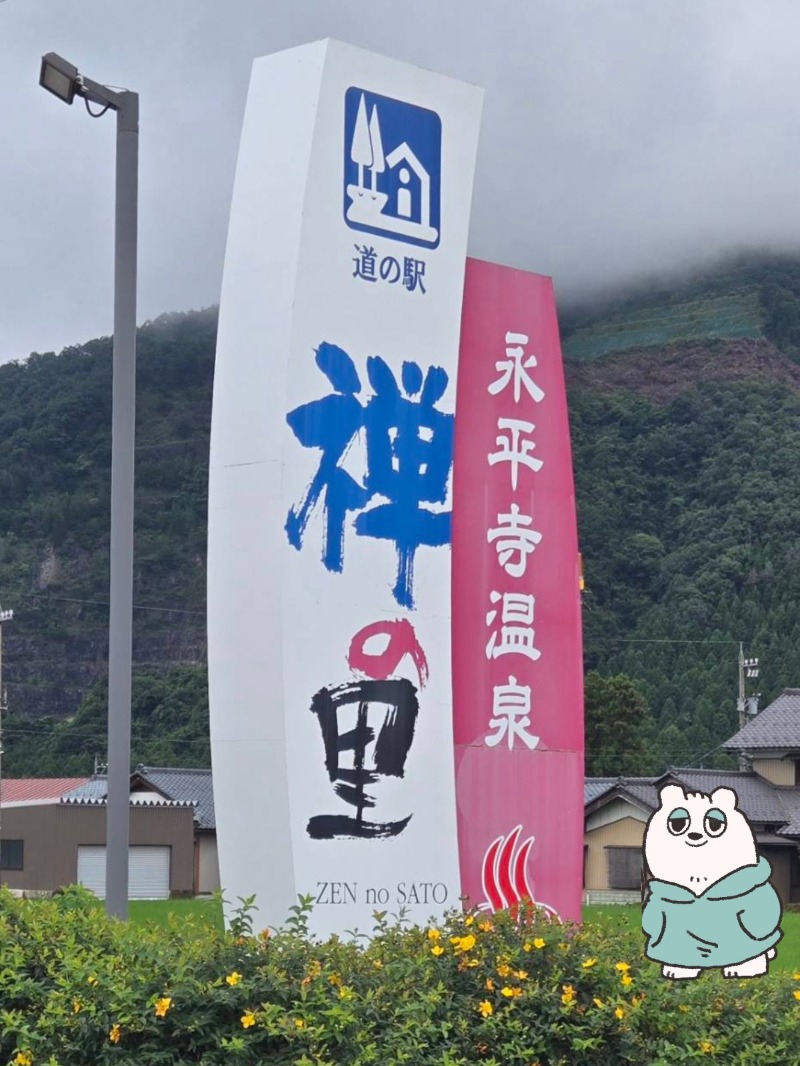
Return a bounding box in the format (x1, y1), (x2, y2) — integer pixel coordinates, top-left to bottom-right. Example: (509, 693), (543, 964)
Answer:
(0, 886), (799, 1065)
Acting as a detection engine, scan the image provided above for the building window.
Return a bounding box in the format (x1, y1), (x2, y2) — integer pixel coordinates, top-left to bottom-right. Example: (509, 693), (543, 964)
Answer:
(0, 839), (23, 870)
(605, 846), (642, 890)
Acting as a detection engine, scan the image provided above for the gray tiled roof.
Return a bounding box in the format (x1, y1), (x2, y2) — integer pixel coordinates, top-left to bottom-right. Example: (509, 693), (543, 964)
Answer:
(622, 781), (660, 810)
(723, 689), (800, 751)
(775, 789), (800, 836)
(584, 777), (660, 810)
(138, 767), (215, 831)
(63, 778), (109, 802)
(584, 778), (616, 804)
(585, 769), (789, 827)
(663, 768), (788, 825)
(61, 766), (215, 830)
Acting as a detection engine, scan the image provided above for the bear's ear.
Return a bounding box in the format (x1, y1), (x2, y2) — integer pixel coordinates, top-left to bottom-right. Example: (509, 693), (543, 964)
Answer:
(710, 787), (739, 810)
(657, 783), (686, 807)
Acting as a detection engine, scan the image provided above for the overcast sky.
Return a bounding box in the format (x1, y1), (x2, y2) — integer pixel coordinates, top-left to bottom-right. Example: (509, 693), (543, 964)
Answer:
(2, 0), (800, 363)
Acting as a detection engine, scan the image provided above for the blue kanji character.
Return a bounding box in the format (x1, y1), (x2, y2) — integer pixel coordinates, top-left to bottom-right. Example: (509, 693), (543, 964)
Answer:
(355, 357), (453, 608)
(380, 256), (402, 283)
(353, 245), (378, 282)
(403, 257), (426, 294)
(285, 343), (368, 572)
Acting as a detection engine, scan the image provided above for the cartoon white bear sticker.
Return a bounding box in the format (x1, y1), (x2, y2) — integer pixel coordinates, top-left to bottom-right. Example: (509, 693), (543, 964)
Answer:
(642, 783), (782, 979)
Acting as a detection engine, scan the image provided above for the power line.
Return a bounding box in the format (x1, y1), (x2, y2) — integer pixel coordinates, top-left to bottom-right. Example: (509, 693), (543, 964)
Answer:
(2, 725), (209, 748)
(585, 636), (743, 646)
(15, 593), (204, 616)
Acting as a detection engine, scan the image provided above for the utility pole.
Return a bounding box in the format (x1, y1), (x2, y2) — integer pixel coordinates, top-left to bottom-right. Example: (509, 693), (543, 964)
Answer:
(737, 643), (747, 772)
(737, 643), (746, 732)
(0, 602), (13, 887)
(737, 644), (760, 772)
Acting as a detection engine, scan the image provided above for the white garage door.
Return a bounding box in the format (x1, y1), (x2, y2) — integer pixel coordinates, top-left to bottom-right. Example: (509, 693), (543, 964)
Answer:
(77, 846), (171, 900)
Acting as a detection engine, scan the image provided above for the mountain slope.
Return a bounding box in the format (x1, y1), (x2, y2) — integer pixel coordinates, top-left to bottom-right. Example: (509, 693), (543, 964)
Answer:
(6, 255), (800, 774)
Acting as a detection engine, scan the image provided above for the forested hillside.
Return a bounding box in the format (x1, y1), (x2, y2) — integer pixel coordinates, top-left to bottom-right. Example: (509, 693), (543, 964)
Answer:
(0, 309), (214, 773)
(5, 253), (800, 776)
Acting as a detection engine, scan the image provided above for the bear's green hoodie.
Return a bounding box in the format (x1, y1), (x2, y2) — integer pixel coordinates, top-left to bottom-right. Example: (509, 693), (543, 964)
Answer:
(642, 856), (782, 968)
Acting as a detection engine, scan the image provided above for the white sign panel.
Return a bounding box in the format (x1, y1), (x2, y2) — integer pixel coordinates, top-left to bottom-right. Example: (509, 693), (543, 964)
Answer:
(208, 39), (483, 936)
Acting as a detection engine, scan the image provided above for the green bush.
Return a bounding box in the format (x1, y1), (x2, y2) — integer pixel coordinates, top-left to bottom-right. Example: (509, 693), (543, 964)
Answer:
(1, 886), (799, 1065)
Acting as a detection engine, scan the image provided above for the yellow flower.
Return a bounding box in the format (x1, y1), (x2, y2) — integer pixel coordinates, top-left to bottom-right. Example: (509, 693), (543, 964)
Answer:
(501, 986), (522, 998)
(13, 1053), (32, 1066)
(328, 972), (342, 987)
(478, 920), (493, 932)
(615, 961), (630, 973)
(513, 969), (528, 980)
(485, 978), (495, 991)
(593, 997), (605, 1008)
(339, 987), (354, 1000)
(109, 1024), (122, 1044)
(621, 974), (633, 987)
(561, 984), (576, 1005)
(533, 937), (546, 949)
(558, 942), (569, 951)
(452, 934), (476, 954)
(431, 945), (444, 956)
(258, 928), (271, 942)
(226, 971), (243, 987)
(679, 1004), (690, 1013)
(294, 1018), (305, 1028)
(793, 990), (800, 1002)
(497, 963), (512, 977)
(427, 928), (441, 940)
(581, 958), (597, 969)
(87, 975), (99, 987)
(477, 1000), (493, 1017)
(241, 1011), (256, 1029)
(615, 1006), (625, 1020)
(700, 1041), (715, 1054)
(72, 999), (82, 1014)
(373, 959), (383, 968)
(154, 997), (172, 1018)
(465, 915), (475, 926)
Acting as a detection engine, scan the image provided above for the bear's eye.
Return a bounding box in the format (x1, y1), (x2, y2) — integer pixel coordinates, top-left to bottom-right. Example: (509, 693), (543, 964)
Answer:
(667, 807), (690, 835)
(704, 808), (727, 837)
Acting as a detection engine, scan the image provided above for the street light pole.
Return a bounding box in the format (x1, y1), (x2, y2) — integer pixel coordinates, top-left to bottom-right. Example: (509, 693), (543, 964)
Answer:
(106, 87), (138, 923)
(39, 54), (138, 920)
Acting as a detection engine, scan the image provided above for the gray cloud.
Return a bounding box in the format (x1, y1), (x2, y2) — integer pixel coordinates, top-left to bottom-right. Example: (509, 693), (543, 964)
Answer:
(2, 0), (800, 362)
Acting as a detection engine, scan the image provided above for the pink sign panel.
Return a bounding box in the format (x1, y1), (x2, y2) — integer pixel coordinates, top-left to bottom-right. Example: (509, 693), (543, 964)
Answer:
(452, 258), (584, 923)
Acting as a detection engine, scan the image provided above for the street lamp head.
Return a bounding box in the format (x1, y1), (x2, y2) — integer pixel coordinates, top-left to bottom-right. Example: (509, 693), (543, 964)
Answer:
(39, 52), (81, 105)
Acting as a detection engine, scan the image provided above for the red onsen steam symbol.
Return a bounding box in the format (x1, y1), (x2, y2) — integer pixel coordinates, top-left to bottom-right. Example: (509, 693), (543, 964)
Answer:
(480, 826), (558, 918)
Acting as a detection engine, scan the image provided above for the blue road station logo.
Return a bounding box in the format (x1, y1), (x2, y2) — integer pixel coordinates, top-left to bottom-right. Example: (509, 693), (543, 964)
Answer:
(343, 87), (442, 250)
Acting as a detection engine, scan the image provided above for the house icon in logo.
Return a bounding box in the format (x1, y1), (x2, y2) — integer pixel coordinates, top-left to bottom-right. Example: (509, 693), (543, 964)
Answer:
(343, 87), (441, 249)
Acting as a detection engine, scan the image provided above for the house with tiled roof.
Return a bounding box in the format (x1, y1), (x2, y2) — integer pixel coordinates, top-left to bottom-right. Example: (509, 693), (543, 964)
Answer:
(0, 767), (215, 899)
(62, 766), (218, 895)
(584, 688), (800, 905)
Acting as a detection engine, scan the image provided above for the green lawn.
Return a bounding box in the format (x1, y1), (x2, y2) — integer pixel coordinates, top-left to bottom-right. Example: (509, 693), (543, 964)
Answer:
(585, 904), (800, 973)
(128, 897), (224, 931)
(121, 899), (800, 972)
